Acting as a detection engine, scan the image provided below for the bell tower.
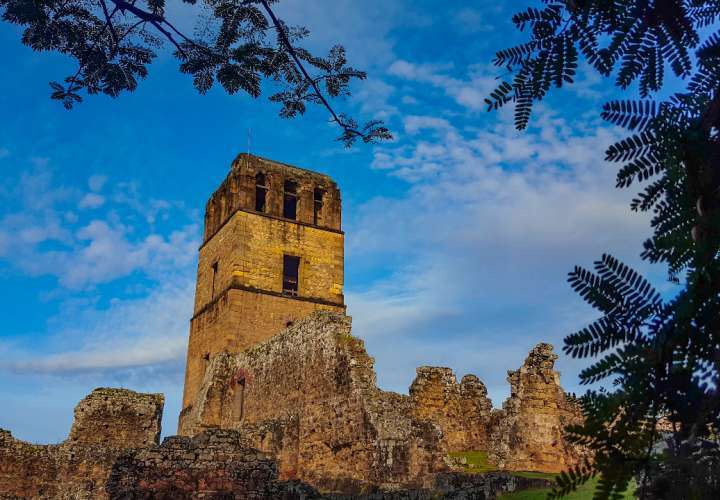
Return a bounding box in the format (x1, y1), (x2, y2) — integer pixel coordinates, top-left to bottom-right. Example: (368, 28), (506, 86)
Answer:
(180, 154), (345, 411)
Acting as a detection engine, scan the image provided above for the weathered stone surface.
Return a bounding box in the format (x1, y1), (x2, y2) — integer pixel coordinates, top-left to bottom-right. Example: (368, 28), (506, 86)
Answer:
(69, 387), (164, 448)
(487, 343), (586, 472)
(179, 311), (447, 492)
(410, 368), (493, 452)
(182, 153), (346, 410)
(1, 391), (549, 500)
(106, 430), (321, 499)
(0, 388), (163, 499)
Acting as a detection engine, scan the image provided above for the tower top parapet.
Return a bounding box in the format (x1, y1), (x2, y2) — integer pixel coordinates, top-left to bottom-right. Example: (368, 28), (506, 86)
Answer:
(203, 154), (341, 243)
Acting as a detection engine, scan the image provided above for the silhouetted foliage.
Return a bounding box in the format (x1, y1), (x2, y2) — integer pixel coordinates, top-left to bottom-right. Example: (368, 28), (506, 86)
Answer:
(0, 0), (391, 146)
(491, 1), (720, 498)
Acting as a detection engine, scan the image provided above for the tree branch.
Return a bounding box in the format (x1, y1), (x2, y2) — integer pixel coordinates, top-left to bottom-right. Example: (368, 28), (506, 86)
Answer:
(258, 0), (367, 140)
(107, 0), (186, 55)
(99, 0), (120, 49)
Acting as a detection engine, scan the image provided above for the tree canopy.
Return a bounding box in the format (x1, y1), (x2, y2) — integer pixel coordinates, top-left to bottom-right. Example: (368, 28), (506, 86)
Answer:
(0, 0), (391, 146)
(490, 1), (720, 498)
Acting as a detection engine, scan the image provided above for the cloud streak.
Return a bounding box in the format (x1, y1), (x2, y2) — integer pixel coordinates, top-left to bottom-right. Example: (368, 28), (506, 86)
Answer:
(0, 164), (199, 290)
(5, 279), (193, 375)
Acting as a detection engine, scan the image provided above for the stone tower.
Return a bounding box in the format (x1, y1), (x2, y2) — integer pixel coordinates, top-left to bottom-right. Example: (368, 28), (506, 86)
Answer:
(180, 154), (345, 410)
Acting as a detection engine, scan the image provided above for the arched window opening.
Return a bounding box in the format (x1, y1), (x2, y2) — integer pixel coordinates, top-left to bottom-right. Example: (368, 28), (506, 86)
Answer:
(283, 180), (297, 220)
(313, 188), (324, 225)
(255, 173), (268, 212)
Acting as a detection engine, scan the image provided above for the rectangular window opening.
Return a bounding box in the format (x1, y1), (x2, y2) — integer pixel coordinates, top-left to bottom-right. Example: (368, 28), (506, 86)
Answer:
(283, 180), (297, 220)
(234, 379), (245, 423)
(210, 261), (219, 300)
(282, 255), (300, 296)
(313, 188), (324, 225)
(255, 173), (268, 212)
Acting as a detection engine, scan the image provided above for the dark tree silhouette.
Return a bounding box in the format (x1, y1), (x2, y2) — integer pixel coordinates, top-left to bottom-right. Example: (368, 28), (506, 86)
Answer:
(0, 0), (391, 146)
(490, 1), (720, 498)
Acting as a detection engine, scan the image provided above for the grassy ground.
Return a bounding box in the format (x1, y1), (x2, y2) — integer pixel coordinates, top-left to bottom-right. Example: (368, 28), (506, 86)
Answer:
(447, 452), (635, 499)
(499, 476), (636, 499)
(447, 451), (498, 474)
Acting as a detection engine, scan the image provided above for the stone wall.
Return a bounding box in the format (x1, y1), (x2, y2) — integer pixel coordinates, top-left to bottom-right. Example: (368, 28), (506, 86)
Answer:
(0, 388), (163, 499)
(68, 387), (163, 448)
(106, 430), (320, 499)
(487, 343), (586, 472)
(183, 286), (344, 410)
(410, 368), (493, 452)
(179, 311), (446, 492)
(1, 388), (549, 499)
(179, 311), (585, 490)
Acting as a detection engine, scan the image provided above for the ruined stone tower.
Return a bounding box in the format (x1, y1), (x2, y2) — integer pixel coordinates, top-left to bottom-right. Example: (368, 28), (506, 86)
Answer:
(180, 154), (345, 410)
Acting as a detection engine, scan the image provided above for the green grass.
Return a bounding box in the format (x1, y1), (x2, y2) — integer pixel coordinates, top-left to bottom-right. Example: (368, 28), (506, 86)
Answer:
(510, 471), (557, 481)
(499, 477), (637, 499)
(446, 452), (636, 499)
(448, 450), (498, 473)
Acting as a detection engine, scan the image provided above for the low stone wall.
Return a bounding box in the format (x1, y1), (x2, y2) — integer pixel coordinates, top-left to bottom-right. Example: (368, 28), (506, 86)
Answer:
(106, 430), (320, 499)
(1, 394), (550, 499)
(0, 388), (163, 499)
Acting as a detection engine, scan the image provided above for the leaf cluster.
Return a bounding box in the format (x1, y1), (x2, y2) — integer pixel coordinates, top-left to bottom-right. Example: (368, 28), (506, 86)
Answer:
(0, 0), (390, 146)
(487, 0), (719, 129)
(490, 1), (720, 498)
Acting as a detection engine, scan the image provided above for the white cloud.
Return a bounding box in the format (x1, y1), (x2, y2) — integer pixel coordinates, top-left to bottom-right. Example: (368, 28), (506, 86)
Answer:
(88, 174), (107, 192)
(352, 78), (398, 119)
(78, 192), (105, 209)
(0, 163), (199, 290)
(5, 279), (193, 375)
(388, 60), (498, 112)
(403, 115), (453, 135)
(346, 106), (662, 404)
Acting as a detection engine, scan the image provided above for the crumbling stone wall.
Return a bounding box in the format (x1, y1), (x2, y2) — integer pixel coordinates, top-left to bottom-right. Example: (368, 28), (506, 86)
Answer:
(0, 329), (582, 498)
(179, 312), (447, 491)
(410, 368), (492, 452)
(179, 312), (585, 491)
(68, 387), (163, 448)
(0, 388), (163, 499)
(2, 423), (547, 500)
(106, 430), (320, 499)
(487, 343), (586, 472)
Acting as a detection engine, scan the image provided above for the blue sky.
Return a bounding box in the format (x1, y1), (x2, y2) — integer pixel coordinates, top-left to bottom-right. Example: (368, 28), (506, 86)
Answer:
(0, 1), (671, 443)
